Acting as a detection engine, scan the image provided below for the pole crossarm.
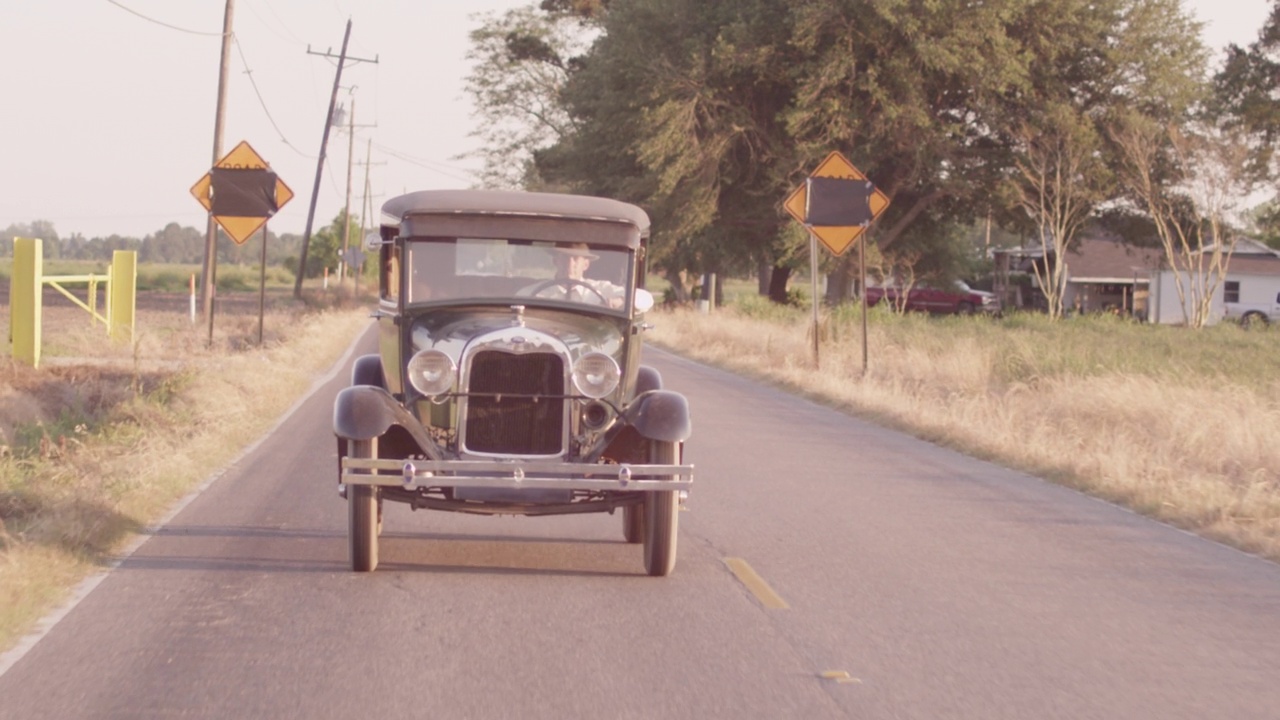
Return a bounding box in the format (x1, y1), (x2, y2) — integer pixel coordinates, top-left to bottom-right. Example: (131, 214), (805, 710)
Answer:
(306, 45), (379, 65)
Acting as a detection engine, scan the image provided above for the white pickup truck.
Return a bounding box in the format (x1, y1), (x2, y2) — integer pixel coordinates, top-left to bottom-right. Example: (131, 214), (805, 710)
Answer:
(1224, 292), (1280, 327)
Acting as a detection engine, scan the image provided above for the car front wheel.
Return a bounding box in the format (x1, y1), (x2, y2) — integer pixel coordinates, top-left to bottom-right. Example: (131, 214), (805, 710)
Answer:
(642, 440), (680, 576)
(348, 438), (379, 572)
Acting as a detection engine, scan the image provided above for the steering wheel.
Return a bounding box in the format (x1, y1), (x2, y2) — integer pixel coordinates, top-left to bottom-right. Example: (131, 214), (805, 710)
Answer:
(525, 278), (607, 304)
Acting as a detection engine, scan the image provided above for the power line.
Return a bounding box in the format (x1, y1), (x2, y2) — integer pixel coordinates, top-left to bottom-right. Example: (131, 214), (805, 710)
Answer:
(106, 0), (224, 36)
(245, 0), (305, 45)
(232, 36), (315, 159)
(371, 142), (477, 184)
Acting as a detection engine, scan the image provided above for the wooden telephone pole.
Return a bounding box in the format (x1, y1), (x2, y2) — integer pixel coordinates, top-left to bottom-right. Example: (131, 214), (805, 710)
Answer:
(201, 0), (235, 344)
(294, 20), (378, 298)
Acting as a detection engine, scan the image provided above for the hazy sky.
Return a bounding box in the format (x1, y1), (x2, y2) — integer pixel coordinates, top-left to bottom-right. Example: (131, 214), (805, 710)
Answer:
(0, 0), (1272, 241)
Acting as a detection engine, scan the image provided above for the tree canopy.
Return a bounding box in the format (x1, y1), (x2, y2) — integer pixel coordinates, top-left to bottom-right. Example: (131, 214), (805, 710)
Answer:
(463, 0), (1217, 302)
(1214, 1), (1280, 242)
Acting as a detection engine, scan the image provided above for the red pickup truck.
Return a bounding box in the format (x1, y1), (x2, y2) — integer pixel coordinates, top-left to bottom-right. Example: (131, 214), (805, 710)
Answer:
(864, 280), (1001, 315)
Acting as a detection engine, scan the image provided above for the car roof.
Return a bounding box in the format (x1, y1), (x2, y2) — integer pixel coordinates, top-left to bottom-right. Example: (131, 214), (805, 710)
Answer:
(381, 190), (650, 234)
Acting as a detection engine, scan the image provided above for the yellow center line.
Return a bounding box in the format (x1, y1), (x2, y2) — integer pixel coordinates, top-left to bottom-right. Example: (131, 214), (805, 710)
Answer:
(724, 557), (790, 610)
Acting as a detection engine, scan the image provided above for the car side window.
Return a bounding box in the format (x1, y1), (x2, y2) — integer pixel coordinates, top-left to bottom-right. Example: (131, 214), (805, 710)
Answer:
(381, 244), (400, 302)
(408, 241), (458, 302)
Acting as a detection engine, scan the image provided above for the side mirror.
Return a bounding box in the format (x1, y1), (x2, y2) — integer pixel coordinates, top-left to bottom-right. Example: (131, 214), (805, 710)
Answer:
(363, 231), (383, 252)
(633, 288), (655, 313)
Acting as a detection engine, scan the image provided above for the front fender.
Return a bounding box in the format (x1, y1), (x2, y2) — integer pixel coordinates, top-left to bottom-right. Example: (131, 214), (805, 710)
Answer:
(636, 365), (662, 395)
(622, 389), (692, 443)
(351, 353), (385, 388)
(333, 385), (442, 459)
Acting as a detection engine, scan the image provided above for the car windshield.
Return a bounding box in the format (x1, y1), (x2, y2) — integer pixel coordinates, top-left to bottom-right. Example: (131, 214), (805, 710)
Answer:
(403, 237), (632, 309)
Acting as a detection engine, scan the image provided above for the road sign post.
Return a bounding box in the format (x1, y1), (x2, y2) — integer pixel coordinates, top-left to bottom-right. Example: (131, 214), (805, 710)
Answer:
(191, 141), (293, 346)
(258, 221), (269, 346)
(784, 151), (889, 370)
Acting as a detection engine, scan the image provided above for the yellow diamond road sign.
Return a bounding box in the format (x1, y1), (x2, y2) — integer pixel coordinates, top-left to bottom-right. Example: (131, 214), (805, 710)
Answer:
(784, 151), (889, 256)
(191, 141), (294, 245)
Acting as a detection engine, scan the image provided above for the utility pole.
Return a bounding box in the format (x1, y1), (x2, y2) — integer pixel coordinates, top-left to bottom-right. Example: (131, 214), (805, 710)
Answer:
(339, 89), (377, 286)
(355, 137), (385, 298)
(202, 0), (235, 344)
(341, 95), (355, 284)
(294, 21), (377, 298)
(358, 137), (374, 244)
(359, 138), (372, 240)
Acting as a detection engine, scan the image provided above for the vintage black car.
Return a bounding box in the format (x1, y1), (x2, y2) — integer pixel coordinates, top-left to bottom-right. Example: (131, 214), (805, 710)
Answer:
(334, 190), (694, 575)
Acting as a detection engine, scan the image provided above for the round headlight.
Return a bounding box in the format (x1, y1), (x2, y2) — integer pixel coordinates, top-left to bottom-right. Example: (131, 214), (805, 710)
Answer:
(572, 352), (620, 399)
(406, 350), (456, 397)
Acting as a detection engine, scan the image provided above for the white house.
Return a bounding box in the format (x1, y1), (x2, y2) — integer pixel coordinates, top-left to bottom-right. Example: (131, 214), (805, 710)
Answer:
(1147, 238), (1280, 325)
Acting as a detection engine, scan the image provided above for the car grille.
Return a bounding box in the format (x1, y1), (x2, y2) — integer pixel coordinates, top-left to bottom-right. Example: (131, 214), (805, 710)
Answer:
(464, 350), (565, 455)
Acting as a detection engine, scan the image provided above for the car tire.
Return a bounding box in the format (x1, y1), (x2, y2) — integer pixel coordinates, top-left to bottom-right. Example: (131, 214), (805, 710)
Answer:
(1242, 311), (1269, 329)
(958, 301), (975, 315)
(642, 440), (680, 576)
(348, 438), (379, 572)
(623, 502), (644, 544)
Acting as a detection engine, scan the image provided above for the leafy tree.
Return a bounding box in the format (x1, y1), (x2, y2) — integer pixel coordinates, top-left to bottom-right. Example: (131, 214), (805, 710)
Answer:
(467, 0), (1209, 305)
(462, 5), (599, 188)
(140, 223), (205, 264)
(787, 0), (1207, 303)
(1243, 201), (1280, 249)
(789, 0), (1202, 231)
(2, 221), (60, 258)
(536, 0), (800, 300)
(1110, 114), (1254, 327)
(302, 211), (358, 279)
(1214, 2), (1280, 234)
(1006, 104), (1112, 319)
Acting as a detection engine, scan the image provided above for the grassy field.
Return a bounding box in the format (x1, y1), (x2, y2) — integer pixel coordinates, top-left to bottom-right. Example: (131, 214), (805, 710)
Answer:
(647, 291), (1280, 564)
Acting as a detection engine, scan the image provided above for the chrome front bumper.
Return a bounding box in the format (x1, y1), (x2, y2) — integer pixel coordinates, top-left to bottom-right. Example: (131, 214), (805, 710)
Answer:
(341, 457), (694, 492)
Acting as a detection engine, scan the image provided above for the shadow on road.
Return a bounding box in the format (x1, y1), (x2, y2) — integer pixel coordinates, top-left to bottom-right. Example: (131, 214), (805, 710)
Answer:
(119, 523), (647, 577)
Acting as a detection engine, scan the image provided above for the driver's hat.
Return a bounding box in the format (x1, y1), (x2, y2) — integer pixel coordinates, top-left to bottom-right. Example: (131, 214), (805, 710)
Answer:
(553, 243), (598, 260)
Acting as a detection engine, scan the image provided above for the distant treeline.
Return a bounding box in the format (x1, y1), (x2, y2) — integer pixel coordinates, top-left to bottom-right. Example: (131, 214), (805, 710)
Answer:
(5, 211), (375, 279)
(1, 220), (305, 267)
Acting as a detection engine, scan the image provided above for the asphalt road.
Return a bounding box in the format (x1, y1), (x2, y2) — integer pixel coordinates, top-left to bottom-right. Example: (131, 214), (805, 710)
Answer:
(2, 323), (1279, 719)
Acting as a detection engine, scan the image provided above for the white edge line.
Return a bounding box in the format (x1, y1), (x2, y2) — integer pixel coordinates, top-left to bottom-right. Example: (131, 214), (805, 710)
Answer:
(0, 322), (373, 678)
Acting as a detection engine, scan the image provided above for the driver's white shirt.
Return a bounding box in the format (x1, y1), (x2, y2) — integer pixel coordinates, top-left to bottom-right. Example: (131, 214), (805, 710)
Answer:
(524, 277), (624, 306)
(574, 278), (624, 305)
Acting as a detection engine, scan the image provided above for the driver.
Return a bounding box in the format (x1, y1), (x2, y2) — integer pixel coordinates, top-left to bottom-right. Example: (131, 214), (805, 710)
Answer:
(520, 243), (624, 307)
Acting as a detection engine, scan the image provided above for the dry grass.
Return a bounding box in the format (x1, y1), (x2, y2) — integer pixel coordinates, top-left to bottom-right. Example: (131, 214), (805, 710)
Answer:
(649, 297), (1280, 563)
(0, 285), (371, 651)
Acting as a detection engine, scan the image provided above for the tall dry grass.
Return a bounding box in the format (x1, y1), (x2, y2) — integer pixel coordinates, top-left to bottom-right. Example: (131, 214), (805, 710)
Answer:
(648, 297), (1280, 562)
(0, 288), (372, 651)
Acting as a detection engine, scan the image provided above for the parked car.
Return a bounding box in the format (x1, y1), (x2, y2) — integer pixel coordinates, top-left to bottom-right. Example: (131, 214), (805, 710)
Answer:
(333, 189), (694, 576)
(864, 279), (1001, 315)
(1224, 293), (1280, 328)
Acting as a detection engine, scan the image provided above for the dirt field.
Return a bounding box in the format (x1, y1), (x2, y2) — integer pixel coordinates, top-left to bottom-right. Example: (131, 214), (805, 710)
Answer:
(0, 280), (337, 452)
